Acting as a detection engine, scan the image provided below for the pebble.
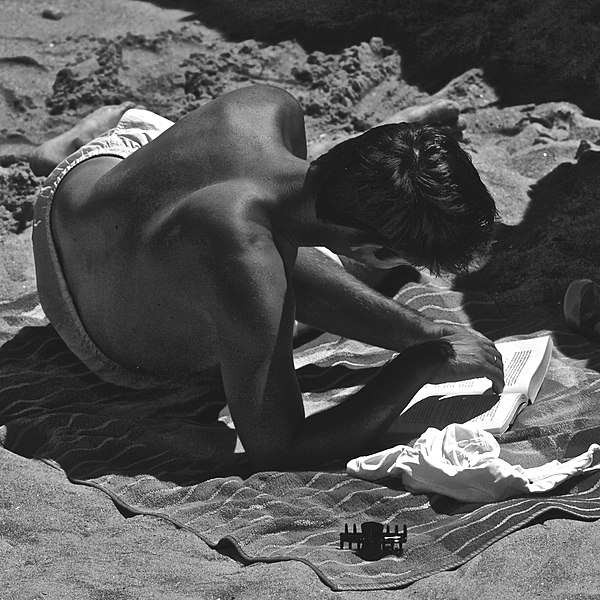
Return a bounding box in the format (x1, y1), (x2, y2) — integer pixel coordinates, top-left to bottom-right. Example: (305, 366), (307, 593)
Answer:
(41, 7), (65, 21)
(369, 37), (384, 54)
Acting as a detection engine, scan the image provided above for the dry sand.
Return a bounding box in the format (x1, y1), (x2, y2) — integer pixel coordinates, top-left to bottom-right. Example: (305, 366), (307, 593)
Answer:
(2, 1), (600, 598)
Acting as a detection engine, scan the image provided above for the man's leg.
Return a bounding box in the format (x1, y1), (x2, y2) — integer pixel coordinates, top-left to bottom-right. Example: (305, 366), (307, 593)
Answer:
(379, 98), (466, 133)
(292, 246), (443, 353)
(29, 102), (136, 177)
(307, 98), (465, 160)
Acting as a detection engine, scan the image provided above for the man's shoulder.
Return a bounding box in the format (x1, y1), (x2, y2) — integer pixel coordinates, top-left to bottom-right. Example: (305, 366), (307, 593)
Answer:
(222, 85), (302, 111)
(162, 185), (290, 299)
(151, 181), (274, 250)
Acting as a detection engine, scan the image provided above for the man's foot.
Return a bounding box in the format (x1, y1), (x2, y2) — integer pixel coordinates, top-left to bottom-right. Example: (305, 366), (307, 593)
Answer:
(29, 102), (137, 177)
(563, 279), (600, 342)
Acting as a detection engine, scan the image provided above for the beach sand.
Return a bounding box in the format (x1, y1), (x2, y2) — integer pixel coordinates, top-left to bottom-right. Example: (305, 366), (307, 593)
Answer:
(2, 1), (600, 597)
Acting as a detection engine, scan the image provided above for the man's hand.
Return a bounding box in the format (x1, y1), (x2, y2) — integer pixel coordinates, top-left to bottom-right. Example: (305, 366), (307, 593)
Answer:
(403, 331), (505, 393)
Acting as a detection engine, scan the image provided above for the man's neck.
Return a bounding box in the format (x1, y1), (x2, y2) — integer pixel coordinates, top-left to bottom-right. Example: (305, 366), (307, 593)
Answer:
(267, 158), (319, 248)
(266, 158), (364, 256)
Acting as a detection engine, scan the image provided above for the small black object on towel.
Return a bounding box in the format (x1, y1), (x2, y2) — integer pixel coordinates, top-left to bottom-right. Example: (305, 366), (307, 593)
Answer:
(340, 521), (408, 561)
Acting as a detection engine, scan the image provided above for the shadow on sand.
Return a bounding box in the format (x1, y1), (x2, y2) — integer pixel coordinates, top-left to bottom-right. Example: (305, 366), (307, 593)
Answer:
(456, 151), (600, 366)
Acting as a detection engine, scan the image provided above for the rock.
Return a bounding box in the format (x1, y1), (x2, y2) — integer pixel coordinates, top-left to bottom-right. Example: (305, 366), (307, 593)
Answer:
(0, 56), (47, 70)
(291, 67), (313, 84)
(508, 140), (581, 180)
(0, 154), (29, 168)
(45, 39), (133, 114)
(511, 102), (600, 147)
(0, 164), (43, 233)
(41, 7), (65, 20)
(434, 68), (499, 112)
(0, 133), (36, 168)
(369, 37), (384, 53)
(528, 102), (582, 128)
(575, 139), (600, 162)
(506, 123), (554, 155)
(181, 38), (402, 127)
(369, 37), (393, 57)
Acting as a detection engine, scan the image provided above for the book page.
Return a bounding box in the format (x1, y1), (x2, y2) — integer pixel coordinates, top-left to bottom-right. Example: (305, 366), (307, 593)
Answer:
(463, 392), (528, 434)
(391, 390), (529, 437)
(497, 335), (553, 399)
(401, 377), (491, 414)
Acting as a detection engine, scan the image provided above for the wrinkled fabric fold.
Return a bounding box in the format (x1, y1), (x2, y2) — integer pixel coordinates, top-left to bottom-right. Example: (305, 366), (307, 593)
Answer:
(347, 423), (600, 502)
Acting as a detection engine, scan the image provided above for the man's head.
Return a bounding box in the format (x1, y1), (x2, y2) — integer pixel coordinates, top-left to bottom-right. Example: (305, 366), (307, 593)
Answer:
(310, 122), (497, 274)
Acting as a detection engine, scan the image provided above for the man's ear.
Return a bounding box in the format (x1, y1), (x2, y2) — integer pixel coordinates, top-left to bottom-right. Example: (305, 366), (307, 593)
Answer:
(348, 243), (410, 269)
(374, 247), (401, 261)
(304, 161), (325, 202)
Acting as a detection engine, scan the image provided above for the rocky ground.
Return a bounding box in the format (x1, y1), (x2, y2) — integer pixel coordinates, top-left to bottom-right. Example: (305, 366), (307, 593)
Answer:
(2, 1), (600, 318)
(2, 0), (600, 598)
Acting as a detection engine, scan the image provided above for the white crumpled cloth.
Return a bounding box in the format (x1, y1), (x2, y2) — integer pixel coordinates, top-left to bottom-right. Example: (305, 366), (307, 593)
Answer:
(347, 423), (600, 502)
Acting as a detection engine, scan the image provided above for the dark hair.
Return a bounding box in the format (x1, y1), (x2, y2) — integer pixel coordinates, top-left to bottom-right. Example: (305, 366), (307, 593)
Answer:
(312, 122), (498, 274)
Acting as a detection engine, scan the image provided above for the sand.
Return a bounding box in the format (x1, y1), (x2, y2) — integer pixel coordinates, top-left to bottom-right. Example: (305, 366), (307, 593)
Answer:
(2, 1), (600, 598)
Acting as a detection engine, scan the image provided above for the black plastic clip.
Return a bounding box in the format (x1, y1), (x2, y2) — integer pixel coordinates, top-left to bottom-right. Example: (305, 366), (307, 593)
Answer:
(339, 521), (408, 561)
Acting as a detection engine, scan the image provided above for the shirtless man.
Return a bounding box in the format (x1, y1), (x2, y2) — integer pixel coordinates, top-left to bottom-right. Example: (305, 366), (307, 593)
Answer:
(33, 85), (504, 470)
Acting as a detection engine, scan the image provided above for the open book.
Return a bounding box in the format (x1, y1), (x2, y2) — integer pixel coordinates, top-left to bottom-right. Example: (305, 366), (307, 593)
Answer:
(385, 335), (553, 439)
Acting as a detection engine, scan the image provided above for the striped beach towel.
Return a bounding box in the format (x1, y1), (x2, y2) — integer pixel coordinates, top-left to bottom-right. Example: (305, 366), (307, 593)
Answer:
(2, 275), (600, 591)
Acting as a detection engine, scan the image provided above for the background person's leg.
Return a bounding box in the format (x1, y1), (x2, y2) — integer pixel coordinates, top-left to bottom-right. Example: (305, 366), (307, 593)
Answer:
(307, 98), (465, 160)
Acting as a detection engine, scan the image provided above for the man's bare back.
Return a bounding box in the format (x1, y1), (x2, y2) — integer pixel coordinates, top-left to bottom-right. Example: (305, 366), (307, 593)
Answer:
(52, 86), (305, 378)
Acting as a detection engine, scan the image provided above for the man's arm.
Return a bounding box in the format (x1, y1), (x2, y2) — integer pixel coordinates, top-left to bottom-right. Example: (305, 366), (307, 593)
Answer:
(292, 247), (451, 353)
(210, 240), (503, 471)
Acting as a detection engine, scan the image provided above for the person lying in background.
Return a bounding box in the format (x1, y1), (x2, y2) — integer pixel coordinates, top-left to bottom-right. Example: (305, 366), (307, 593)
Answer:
(31, 84), (504, 470)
